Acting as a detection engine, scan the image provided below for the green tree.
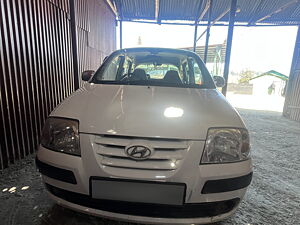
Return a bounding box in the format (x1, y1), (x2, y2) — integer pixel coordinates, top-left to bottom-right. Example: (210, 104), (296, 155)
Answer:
(238, 70), (256, 84)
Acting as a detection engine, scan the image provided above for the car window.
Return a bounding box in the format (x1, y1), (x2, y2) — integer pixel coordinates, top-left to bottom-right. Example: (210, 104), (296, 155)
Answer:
(183, 58), (203, 85)
(93, 50), (214, 89)
(136, 64), (179, 79)
(102, 56), (120, 80)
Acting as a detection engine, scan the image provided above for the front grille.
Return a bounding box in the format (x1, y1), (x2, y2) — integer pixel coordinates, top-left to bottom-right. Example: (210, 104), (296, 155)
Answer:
(92, 135), (189, 171)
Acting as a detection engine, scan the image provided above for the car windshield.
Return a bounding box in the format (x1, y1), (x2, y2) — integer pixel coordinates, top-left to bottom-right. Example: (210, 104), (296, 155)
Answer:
(92, 49), (215, 89)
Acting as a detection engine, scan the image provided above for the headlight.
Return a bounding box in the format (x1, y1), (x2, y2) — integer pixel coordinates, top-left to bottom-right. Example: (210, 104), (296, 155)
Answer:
(201, 128), (250, 164)
(41, 117), (80, 156)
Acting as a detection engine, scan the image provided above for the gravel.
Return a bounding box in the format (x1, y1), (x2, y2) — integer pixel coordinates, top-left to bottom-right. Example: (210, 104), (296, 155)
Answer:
(0, 108), (299, 225)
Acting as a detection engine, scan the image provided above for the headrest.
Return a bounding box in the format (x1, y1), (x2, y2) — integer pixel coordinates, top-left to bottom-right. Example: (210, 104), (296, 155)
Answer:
(131, 69), (147, 80)
(163, 70), (182, 84)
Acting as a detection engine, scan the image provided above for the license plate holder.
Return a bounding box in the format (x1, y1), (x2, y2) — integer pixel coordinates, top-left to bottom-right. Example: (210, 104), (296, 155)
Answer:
(91, 177), (186, 205)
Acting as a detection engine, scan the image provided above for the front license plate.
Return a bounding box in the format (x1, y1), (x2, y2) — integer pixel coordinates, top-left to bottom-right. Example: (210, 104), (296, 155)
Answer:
(91, 178), (186, 205)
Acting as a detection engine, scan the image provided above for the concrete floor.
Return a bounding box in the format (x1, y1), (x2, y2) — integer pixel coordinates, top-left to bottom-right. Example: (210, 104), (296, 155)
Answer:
(227, 93), (285, 112)
(0, 108), (299, 225)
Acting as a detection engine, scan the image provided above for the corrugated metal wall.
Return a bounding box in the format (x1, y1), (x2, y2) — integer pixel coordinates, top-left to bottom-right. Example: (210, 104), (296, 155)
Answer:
(283, 26), (300, 122)
(0, 0), (116, 169)
(76, 0), (116, 87)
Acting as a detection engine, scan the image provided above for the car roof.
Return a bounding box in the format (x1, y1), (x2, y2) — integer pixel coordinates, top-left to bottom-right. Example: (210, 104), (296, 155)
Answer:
(113, 47), (197, 57)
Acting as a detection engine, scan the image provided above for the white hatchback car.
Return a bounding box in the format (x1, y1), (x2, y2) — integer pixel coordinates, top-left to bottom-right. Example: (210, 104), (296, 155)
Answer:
(37, 48), (252, 224)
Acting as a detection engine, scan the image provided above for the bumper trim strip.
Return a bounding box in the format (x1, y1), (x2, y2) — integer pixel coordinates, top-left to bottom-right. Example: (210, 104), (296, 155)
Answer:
(202, 172), (253, 194)
(36, 158), (77, 184)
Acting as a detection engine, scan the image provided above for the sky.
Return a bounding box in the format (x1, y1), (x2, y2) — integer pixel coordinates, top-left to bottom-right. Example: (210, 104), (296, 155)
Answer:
(117, 22), (298, 75)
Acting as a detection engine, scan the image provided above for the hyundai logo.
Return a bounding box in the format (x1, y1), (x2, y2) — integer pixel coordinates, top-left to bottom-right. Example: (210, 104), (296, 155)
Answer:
(125, 145), (152, 160)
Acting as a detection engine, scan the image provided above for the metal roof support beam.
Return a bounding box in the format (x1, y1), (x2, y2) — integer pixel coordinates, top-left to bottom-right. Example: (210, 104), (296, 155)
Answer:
(198, 0), (211, 22)
(155, 0), (160, 23)
(105, 0), (118, 17)
(196, 7), (231, 42)
(119, 19), (296, 27)
(193, 0), (209, 52)
(119, 20), (123, 49)
(194, 0), (213, 49)
(69, 0), (79, 90)
(253, 0), (300, 24)
(222, 0), (237, 96)
(193, 24), (198, 52)
(118, 0), (123, 49)
(204, 0), (213, 63)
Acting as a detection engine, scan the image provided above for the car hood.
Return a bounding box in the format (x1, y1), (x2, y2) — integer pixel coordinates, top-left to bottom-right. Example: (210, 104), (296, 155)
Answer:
(51, 83), (245, 140)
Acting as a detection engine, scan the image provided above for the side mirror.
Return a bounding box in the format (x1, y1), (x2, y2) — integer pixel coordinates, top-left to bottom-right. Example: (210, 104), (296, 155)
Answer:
(82, 70), (94, 81)
(213, 76), (225, 88)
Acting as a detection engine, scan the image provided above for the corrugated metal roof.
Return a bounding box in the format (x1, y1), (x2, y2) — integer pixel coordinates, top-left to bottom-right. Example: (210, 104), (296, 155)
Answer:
(158, 0), (203, 21)
(113, 0), (300, 25)
(234, 0), (300, 25)
(115, 0), (155, 20)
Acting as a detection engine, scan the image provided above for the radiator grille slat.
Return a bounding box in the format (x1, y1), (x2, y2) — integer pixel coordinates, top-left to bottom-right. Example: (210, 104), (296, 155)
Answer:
(96, 146), (185, 160)
(101, 157), (178, 170)
(94, 136), (188, 149)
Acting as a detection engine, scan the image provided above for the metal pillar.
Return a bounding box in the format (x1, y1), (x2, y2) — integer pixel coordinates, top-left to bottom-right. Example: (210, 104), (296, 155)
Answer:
(283, 25), (300, 118)
(193, 24), (198, 52)
(69, 0), (79, 90)
(119, 20), (123, 49)
(204, 0), (213, 63)
(193, 0), (211, 52)
(222, 0), (237, 96)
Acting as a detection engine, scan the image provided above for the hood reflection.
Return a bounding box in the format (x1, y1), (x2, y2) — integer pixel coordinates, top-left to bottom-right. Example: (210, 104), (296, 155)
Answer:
(164, 107), (184, 118)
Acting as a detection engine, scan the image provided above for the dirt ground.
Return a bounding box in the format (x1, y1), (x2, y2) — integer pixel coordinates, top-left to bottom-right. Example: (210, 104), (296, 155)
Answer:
(0, 108), (299, 225)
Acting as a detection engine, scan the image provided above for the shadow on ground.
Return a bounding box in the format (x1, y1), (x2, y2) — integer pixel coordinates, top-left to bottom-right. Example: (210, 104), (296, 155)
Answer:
(0, 108), (299, 225)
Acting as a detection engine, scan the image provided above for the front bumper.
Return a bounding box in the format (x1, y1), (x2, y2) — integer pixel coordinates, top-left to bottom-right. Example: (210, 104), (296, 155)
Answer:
(36, 134), (252, 224)
(46, 183), (240, 224)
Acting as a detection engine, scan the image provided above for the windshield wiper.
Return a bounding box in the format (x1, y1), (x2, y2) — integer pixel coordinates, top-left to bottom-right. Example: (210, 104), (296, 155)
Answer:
(94, 79), (210, 89)
(94, 80), (128, 85)
(125, 80), (208, 88)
